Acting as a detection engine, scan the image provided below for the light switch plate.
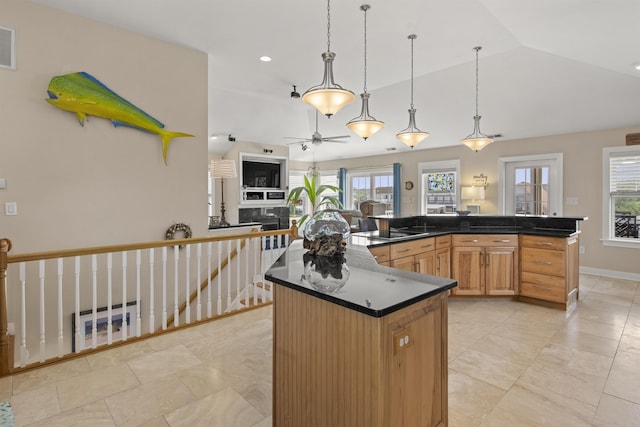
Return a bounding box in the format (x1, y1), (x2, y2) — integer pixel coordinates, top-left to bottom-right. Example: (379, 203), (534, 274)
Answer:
(5, 201), (17, 215)
(566, 197), (579, 206)
(0, 178), (6, 189)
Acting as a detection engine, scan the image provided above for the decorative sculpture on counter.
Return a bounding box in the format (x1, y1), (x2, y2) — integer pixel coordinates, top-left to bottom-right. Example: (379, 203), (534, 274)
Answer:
(45, 72), (194, 165)
(302, 210), (351, 293)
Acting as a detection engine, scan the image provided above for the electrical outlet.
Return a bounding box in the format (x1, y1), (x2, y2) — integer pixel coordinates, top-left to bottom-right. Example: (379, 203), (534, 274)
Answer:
(579, 246), (585, 254)
(5, 201), (17, 216)
(7, 323), (15, 335)
(566, 197), (579, 206)
(393, 327), (414, 354)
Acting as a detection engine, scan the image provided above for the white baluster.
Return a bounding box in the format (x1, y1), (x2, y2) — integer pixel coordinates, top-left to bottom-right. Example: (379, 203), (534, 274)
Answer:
(19, 262), (26, 367)
(149, 249), (155, 334)
(173, 245), (179, 327)
(253, 237), (258, 306)
(107, 253), (113, 345)
(92, 254), (98, 349)
(57, 258), (63, 358)
(226, 240), (232, 311)
(217, 241), (222, 315)
(196, 243), (202, 321)
(185, 244), (191, 324)
(236, 239), (241, 311)
(162, 246), (167, 330)
(136, 250), (142, 337)
(207, 242), (213, 318)
(121, 251), (128, 341)
(39, 260), (45, 362)
(74, 257), (80, 352)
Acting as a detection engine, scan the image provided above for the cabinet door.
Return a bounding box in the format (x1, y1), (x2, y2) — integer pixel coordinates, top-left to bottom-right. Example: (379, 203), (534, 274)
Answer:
(391, 255), (416, 272)
(415, 251), (436, 275)
(435, 247), (450, 278)
(485, 247), (518, 295)
(451, 247), (483, 295)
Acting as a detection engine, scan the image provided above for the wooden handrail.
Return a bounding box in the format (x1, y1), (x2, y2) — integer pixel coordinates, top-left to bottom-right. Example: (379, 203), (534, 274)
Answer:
(0, 238), (12, 376)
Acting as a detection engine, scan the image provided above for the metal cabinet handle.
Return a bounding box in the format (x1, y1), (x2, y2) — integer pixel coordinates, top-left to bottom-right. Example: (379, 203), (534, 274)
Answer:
(494, 239), (511, 243)
(398, 248), (411, 253)
(534, 242), (553, 246)
(462, 239), (479, 243)
(532, 284), (552, 291)
(536, 260), (552, 265)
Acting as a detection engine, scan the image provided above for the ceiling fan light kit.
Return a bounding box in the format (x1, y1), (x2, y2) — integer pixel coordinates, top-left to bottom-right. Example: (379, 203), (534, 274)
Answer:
(346, 4), (384, 141)
(396, 34), (429, 148)
(461, 46), (493, 152)
(302, 0), (355, 118)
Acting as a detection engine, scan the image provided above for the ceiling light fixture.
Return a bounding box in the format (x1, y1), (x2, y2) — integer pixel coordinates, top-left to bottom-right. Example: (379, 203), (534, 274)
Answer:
(290, 85), (300, 98)
(346, 4), (383, 141)
(461, 46), (493, 152)
(259, 56), (272, 62)
(302, 0), (355, 118)
(396, 34), (429, 148)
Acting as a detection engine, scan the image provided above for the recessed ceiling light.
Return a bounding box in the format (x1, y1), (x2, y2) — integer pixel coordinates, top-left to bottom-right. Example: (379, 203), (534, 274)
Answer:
(259, 56), (272, 62)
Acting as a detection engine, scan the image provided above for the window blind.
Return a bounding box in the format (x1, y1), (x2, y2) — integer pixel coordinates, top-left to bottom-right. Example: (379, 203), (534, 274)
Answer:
(610, 154), (640, 195)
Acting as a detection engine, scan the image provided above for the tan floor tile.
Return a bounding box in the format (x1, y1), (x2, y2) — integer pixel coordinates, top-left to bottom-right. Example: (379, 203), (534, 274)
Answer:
(235, 380), (272, 417)
(562, 315), (624, 340)
(56, 363), (140, 411)
(470, 333), (544, 366)
(592, 278), (638, 298)
(11, 357), (91, 395)
(25, 400), (115, 427)
(450, 348), (527, 390)
(163, 387), (264, 427)
(177, 364), (238, 399)
(604, 350), (640, 404)
(0, 376), (12, 400)
(534, 344), (613, 378)
(581, 291), (635, 308)
(593, 393), (640, 427)
(570, 304), (629, 328)
(480, 383), (595, 427)
(127, 344), (201, 383)
(10, 383), (60, 426)
(550, 328), (620, 357)
(449, 408), (481, 427)
(85, 339), (155, 369)
(251, 416), (272, 427)
(448, 370), (506, 425)
(105, 375), (196, 426)
(619, 334), (640, 355)
(138, 416), (171, 427)
(490, 318), (557, 347)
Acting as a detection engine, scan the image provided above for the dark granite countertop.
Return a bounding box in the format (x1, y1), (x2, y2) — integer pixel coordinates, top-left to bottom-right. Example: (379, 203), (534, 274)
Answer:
(265, 240), (457, 318)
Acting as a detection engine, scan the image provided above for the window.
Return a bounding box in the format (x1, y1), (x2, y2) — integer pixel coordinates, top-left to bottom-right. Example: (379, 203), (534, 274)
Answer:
(418, 160), (460, 215)
(499, 153), (563, 216)
(603, 147), (640, 246)
(345, 168), (393, 211)
(288, 170), (309, 217)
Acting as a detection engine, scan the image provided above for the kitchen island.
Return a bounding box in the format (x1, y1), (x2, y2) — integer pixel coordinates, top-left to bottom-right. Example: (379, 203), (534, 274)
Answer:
(266, 240), (456, 427)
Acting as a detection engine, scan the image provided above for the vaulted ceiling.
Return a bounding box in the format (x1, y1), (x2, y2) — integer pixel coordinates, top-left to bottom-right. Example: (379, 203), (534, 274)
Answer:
(34, 0), (640, 161)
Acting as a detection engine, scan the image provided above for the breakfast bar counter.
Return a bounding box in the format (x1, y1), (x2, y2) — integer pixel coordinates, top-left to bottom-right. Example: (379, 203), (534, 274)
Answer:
(266, 241), (456, 427)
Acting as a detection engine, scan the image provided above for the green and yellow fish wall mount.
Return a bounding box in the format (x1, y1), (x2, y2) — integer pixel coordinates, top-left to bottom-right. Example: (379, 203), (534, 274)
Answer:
(46, 71), (194, 165)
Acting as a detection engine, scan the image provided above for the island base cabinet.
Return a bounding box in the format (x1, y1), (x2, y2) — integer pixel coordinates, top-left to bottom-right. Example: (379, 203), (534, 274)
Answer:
(273, 284), (448, 427)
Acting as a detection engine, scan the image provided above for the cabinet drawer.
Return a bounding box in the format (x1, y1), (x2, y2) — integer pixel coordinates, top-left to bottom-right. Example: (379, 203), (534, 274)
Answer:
(452, 234), (518, 247)
(435, 235), (451, 250)
(521, 247), (566, 276)
(521, 273), (566, 303)
(520, 235), (566, 251)
(390, 238), (435, 259)
(369, 246), (390, 264)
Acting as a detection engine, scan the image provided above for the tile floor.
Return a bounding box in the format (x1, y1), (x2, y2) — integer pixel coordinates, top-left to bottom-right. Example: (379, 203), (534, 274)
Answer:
(2, 274), (640, 426)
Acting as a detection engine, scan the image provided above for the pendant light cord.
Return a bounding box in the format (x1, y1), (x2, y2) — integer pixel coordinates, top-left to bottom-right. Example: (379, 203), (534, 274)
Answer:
(363, 5), (368, 93)
(409, 34), (416, 109)
(326, 0), (331, 52)
(474, 46), (481, 117)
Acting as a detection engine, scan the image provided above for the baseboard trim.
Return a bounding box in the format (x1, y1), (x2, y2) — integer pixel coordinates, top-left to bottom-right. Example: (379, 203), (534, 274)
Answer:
(580, 266), (640, 281)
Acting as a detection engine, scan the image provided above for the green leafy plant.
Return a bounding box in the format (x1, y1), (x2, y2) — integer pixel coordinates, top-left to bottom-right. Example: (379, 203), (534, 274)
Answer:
(286, 173), (343, 226)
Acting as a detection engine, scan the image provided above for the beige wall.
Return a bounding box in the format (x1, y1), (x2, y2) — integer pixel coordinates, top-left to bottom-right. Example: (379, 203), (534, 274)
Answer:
(1, 1), (208, 253)
(319, 126), (640, 276)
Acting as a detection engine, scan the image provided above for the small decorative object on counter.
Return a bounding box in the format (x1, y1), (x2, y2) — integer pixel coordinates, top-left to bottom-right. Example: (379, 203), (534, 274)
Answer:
(302, 210), (351, 292)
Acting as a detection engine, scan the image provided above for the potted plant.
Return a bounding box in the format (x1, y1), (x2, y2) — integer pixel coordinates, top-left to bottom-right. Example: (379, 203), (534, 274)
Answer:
(286, 173), (343, 227)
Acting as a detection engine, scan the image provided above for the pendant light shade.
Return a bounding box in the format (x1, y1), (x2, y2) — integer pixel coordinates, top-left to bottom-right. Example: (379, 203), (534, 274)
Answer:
(346, 4), (384, 140)
(461, 46), (493, 151)
(302, 0), (355, 118)
(396, 34), (429, 148)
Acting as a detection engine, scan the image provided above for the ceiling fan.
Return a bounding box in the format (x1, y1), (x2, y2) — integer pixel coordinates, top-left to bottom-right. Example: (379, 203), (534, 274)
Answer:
(285, 110), (350, 150)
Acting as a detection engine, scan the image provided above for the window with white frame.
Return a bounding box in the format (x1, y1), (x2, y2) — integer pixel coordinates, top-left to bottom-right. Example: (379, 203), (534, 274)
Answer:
(319, 169), (339, 207)
(288, 170), (309, 217)
(345, 167), (393, 211)
(603, 146), (640, 246)
(418, 160), (460, 215)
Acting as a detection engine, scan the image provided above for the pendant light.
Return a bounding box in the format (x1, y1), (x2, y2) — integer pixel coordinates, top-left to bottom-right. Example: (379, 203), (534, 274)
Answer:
(461, 46), (493, 151)
(346, 4), (384, 140)
(302, 0), (355, 118)
(396, 34), (429, 148)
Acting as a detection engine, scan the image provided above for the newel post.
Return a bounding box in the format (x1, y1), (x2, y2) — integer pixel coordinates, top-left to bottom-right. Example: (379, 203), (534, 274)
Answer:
(0, 238), (12, 376)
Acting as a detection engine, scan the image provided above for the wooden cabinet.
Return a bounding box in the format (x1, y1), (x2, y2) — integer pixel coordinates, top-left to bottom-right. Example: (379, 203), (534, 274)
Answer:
(434, 235), (451, 278)
(451, 235), (518, 296)
(389, 238), (436, 273)
(369, 245), (390, 266)
(273, 283), (449, 427)
(520, 234), (579, 310)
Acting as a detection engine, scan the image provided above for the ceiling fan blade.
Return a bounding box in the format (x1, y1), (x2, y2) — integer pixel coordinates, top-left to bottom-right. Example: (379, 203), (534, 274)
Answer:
(323, 135), (351, 140)
(323, 139), (349, 143)
(284, 136), (310, 140)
